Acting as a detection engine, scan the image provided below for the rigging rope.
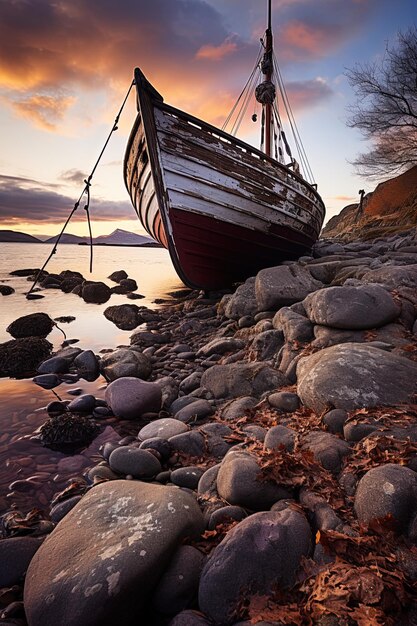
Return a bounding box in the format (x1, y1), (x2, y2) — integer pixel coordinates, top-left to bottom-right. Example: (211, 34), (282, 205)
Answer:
(222, 44), (263, 133)
(26, 79), (135, 298)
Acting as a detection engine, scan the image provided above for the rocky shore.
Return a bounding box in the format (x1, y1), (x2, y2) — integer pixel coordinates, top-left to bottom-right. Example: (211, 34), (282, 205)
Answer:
(1, 226), (417, 625)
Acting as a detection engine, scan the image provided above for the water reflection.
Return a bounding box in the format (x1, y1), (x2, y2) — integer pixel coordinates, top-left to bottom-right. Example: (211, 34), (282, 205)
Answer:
(0, 243), (184, 514)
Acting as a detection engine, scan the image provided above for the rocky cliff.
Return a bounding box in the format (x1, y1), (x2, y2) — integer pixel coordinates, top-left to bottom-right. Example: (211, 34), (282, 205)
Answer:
(322, 165), (417, 240)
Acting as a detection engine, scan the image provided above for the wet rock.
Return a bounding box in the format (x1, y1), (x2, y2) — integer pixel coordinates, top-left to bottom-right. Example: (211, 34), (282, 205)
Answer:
(105, 377), (162, 419)
(67, 394), (96, 413)
(103, 304), (144, 330)
(268, 391), (300, 412)
(33, 373), (60, 389)
(108, 270), (128, 283)
(139, 418), (189, 441)
(46, 400), (68, 415)
(201, 363), (288, 399)
(170, 396), (198, 415)
(0, 285), (14, 295)
(151, 545), (205, 615)
(198, 509), (312, 624)
(297, 343), (417, 413)
(119, 278), (138, 292)
(354, 464), (417, 533)
(73, 350), (101, 382)
(301, 431), (351, 473)
(303, 284), (400, 329)
(7, 312), (54, 338)
(81, 281), (111, 304)
(156, 376), (179, 409)
(37, 356), (69, 375)
(24, 481), (204, 626)
(217, 450), (291, 510)
(255, 264), (323, 311)
(0, 337), (53, 378)
(0, 536), (43, 586)
(86, 465), (119, 483)
(108, 446), (161, 478)
(100, 348), (152, 381)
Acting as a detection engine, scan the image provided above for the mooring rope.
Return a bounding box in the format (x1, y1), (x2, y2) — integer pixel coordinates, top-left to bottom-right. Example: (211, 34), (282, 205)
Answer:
(26, 79), (135, 298)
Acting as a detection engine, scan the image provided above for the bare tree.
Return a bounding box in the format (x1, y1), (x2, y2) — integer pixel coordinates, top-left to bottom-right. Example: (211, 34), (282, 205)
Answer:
(346, 27), (417, 179)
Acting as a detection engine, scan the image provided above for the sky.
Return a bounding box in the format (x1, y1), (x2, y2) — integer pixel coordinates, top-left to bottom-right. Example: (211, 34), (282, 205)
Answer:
(0, 0), (416, 238)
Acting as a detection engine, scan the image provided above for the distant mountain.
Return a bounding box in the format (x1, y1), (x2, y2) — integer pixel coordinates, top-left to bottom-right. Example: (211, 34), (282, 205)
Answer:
(5, 227), (160, 247)
(44, 233), (88, 244)
(0, 230), (42, 243)
(93, 229), (156, 246)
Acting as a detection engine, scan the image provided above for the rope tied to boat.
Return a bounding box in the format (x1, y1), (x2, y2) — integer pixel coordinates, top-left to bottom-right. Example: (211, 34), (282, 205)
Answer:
(26, 79), (135, 299)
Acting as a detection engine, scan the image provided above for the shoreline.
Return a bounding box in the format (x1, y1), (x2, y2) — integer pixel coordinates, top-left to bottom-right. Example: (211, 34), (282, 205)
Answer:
(1, 226), (417, 625)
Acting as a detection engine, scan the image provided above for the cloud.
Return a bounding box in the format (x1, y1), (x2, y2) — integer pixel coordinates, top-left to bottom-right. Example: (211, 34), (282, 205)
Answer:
(196, 36), (239, 61)
(0, 0), (376, 133)
(285, 77), (333, 110)
(332, 195), (357, 201)
(12, 94), (75, 131)
(0, 174), (136, 224)
(59, 169), (88, 185)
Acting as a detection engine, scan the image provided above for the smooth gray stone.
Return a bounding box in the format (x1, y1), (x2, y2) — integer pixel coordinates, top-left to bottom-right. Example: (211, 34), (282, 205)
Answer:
(24, 481), (204, 626)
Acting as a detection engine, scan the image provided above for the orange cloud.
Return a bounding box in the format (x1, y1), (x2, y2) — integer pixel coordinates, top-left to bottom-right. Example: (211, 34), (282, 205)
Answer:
(12, 94), (75, 131)
(196, 37), (238, 61)
(279, 20), (341, 59)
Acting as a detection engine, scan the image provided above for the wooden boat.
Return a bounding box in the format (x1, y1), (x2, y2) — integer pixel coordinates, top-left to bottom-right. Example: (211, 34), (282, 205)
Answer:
(124, 1), (325, 290)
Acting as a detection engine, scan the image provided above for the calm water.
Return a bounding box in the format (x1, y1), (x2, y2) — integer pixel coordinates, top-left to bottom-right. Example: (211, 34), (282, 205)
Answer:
(0, 243), (183, 515)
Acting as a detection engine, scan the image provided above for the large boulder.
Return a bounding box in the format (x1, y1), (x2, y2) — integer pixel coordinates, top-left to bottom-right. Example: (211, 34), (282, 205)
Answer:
(24, 481), (204, 626)
(105, 376), (162, 419)
(0, 337), (52, 378)
(255, 264), (323, 311)
(201, 363), (288, 399)
(354, 464), (417, 532)
(302, 284), (400, 329)
(198, 509), (312, 624)
(297, 343), (417, 413)
(100, 348), (152, 381)
(7, 312), (54, 338)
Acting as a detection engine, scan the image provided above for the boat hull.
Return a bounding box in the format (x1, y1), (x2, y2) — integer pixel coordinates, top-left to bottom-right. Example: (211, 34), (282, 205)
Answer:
(124, 69), (325, 290)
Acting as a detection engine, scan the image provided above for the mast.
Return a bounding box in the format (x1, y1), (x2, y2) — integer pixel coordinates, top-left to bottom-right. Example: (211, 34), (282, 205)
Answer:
(265, 0), (273, 157)
(255, 0), (275, 157)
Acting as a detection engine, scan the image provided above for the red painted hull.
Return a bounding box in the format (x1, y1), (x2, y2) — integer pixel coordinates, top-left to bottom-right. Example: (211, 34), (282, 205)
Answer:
(169, 208), (313, 289)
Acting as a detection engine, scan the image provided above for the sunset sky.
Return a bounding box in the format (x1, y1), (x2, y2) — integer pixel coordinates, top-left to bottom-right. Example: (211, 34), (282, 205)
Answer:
(0, 0), (415, 238)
